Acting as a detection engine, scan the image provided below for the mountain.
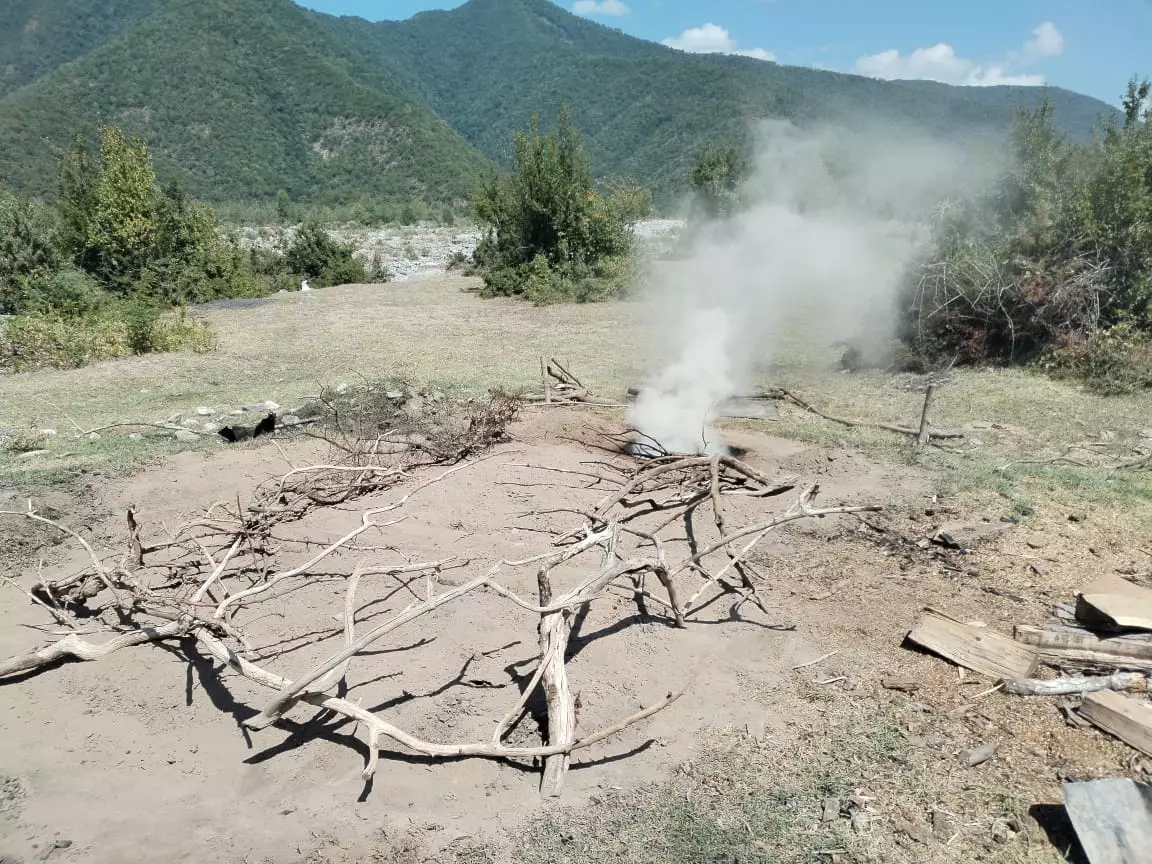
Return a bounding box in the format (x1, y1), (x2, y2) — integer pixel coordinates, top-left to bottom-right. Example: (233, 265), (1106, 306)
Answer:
(0, 0), (1123, 206)
(315, 0), (1119, 198)
(0, 0), (489, 205)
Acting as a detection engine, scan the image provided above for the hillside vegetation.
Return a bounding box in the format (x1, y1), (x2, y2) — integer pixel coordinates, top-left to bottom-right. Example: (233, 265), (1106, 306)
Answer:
(0, 0), (1120, 207)
(0, 0), (488, 206)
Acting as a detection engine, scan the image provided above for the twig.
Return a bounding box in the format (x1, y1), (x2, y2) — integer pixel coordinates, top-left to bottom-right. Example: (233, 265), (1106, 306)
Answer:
(791, 650), (838, 670)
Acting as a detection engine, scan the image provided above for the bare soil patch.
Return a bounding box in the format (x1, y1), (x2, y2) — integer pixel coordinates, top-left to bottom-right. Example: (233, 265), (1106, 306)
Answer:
(0, 407), (935, 864)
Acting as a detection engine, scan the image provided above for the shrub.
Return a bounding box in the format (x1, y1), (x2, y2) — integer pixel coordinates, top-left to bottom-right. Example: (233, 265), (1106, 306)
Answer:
(1040, 323), (1152, 395)
(285, 221), (365, 287)
(0, 192), (61, 315)
(0, 305), (215, 372)
(903, 79), (1152, 388)
(473, 105), (638, 304)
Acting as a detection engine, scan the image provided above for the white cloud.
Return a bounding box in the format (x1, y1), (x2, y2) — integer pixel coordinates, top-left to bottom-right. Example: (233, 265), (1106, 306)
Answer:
(1022, 21), (1064, 62)
(662, 23), (775, 62)
(572, 0), (630, 16)
(853, 21), (1062, 87)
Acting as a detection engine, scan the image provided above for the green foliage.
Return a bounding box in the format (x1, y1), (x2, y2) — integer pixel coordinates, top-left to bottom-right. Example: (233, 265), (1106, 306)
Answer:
(284, 221), (366, 287)
(0, 120), (289, 371)
(0, 305), (214, 371)
(321, 0), (1118, 207)
(0, 0), (489, 208)
(687, 145), (748, 218)
(0, 191), (61, 314)
(905, 81), (1152, 382)
(1041, 323), (1152, 395)
(474, 105), (635, 303)
(0, 0), (1120, 209)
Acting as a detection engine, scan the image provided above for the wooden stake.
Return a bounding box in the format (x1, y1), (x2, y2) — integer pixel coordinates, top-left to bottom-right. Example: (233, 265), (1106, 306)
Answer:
(916, 385), (937, 448)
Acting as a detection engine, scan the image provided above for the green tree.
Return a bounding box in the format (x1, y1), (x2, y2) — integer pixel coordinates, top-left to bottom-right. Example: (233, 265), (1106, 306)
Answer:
(687, 145), (748, 219)
(58, 123), (160, 289)
(0, 192), (61, 314)
(285, 221), (366, 287)
(473, 104), (635, 302)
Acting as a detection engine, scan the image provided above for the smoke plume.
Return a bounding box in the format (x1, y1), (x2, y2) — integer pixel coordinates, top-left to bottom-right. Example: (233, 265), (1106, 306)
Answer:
(628, 119), (991, 453)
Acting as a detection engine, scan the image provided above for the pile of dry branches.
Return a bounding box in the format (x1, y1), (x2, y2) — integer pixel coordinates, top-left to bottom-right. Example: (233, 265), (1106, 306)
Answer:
(0, 404), (878, 797)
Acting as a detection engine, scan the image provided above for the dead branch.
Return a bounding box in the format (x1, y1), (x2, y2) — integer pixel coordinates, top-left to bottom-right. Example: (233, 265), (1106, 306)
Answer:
(0, 618), (193, 678)
(769, 388), (964, 440)
(1003, 673), (1147, 697)
(199, 628), (683, 778)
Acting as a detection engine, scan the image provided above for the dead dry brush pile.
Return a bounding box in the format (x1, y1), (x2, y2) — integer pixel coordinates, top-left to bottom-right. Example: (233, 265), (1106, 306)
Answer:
(0, 405), (877, 796)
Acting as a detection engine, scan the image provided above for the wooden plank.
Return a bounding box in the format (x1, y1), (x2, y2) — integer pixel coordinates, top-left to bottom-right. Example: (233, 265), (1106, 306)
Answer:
(907, 608), (1037, 680)
(1079, 690), (1152, 757)
(1063, 778), (1152, 864)
(1077, 575), (1152, 632)
(1014, 625), (1152, 671)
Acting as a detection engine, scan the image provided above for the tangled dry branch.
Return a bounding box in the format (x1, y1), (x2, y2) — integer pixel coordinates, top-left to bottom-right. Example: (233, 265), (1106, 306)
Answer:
(0, 404), (879, 797)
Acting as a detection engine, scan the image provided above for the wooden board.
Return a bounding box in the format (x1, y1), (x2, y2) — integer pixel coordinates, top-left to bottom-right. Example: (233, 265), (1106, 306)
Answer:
(1078, 575), (1152, 632)
(1014, 625), (1152, 671)
(1079, 690), (1152, 757)
(907, 608), (1037, 680)
(1063, 778), (1152, 864)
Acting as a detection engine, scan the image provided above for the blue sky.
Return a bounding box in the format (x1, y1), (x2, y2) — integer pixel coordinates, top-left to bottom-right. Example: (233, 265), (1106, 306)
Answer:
(299, 0), (1150, 106)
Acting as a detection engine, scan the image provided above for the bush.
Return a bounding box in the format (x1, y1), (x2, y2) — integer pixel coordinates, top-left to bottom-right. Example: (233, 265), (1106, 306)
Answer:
(1040, 323), (1152, 395)
(473, 105), (638, 304)
(0, 305), (215, 372)
(0, 192), (61, 315)
(285, 221), (366, 287)
(903, 79), (1152, 387)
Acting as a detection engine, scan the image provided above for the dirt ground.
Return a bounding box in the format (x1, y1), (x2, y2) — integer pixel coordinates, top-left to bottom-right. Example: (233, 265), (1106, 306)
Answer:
(2, 403), (1148, 864)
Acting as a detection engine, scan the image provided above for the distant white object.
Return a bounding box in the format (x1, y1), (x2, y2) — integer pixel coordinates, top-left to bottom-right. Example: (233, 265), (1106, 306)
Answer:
(300, 279), (312, 292)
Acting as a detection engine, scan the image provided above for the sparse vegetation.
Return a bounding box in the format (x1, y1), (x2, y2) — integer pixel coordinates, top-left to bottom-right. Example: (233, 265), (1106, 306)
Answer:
(0, 123), (373, 370)
(904, 79), (1152, 391)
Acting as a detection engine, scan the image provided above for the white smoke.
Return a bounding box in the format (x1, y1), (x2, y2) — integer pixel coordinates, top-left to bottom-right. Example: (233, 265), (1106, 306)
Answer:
(628, 119), (994, 453)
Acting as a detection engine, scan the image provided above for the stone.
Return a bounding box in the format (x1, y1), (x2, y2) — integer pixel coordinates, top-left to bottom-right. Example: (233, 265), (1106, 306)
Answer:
(87, 432), (100, 441)
(182, 419), (200, 429)
(243, 401), (279, 412)
(292, 399), (325, 420)
(931, 522), (1010, 550)
(385, 389), (404, 400)
(128, 433), (143, 441)
(279, 414), (301, 427)
(196, 406), (216, 416)
(17, 449), (50, 459)
(1140, 429), (1152, 440)
(173, 430), (200, 443)
(335, 383), (349, 395)
(821, 797), (841, 822)
(230, 409), (244, 416)
(990, 818), (1014, 844)
(932, 810), (956, 842)
(201, 423), (219, 434)
(38, 428), (57, 437)
(167, 413), (183, 425)
(963, 742), (998, 767)
(895, 816), (931, 844)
